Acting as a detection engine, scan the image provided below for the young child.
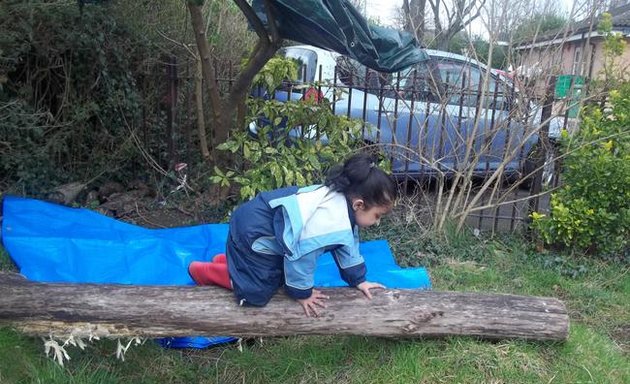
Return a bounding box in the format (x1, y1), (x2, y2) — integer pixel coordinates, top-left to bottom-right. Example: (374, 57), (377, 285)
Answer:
(189, 153), (398, 317)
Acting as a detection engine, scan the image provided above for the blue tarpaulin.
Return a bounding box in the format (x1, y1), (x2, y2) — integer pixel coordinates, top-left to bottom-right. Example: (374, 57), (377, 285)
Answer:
(1, 195), (431, 348)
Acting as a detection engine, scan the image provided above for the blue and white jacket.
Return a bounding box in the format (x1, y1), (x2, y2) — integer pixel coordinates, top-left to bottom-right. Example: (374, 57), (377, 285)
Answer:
(226, 185), (366, 306)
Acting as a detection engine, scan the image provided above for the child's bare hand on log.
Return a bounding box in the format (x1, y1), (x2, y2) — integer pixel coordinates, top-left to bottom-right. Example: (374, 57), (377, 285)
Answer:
(297, 289), (329, 317)
(356, 281), (385, 299)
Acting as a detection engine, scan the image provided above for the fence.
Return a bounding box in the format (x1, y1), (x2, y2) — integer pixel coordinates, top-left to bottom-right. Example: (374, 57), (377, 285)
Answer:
(156, 58), (581, 232)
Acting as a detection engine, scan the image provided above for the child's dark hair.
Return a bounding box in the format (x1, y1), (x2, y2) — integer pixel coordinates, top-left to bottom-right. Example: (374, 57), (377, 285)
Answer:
(325, 153), (398, 208)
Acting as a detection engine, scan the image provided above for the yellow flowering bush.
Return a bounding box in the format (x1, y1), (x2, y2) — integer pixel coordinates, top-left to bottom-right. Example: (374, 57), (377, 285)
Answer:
(531, 84), (630, 255)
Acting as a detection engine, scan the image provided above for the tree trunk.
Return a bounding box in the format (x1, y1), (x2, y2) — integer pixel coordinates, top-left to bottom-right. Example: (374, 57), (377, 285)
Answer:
(403, 0), (426, 45)
(186, 0), (283, 164)
(194, 57), (211, 160)
(187, 1), (225, 149)
(0, 272), (569, 341)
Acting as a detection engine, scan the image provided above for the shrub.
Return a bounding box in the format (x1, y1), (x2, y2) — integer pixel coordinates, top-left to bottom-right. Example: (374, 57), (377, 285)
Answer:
(531, 84), (630, 255)
(0, 2), (156, 194)
(0, 1), (256, 196)
(211, 55), (370, 201)
(211, 96), (367, 201)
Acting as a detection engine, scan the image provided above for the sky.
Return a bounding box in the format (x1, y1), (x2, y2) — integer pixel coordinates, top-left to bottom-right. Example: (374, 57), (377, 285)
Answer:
(364, 0), (490, 37)
(364, 0), (401, 27)
(364, 0), (576, 38)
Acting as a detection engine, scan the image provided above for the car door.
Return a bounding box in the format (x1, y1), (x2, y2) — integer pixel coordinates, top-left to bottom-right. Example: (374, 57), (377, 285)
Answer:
(370, 60), (454, 176)
(433, 57), (528, 175)
(376, 57), (482, 176)
(330, 53), (443, 176)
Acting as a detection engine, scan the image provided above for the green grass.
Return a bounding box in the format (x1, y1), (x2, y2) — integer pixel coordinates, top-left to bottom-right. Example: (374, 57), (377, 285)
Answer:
(1, 220), (629, 383)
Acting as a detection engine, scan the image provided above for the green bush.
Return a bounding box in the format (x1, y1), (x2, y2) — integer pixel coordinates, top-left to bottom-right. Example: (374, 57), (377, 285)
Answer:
(531, 85), (630, 255)
(0, 1), (159, 194)
(211, 97), (367, 201)
(211, 55), (371, 201)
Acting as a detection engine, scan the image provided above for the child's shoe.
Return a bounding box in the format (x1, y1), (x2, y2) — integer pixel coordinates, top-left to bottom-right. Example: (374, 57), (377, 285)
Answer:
(212, 253), (227, 264)
(188, 261), (214, 285)
(188, 261), (232, 289)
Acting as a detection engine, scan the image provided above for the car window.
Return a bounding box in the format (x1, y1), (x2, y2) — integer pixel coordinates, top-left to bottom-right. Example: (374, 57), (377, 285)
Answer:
(336, 56), (439, 102)
(435, 59), (511, 110)
(437, 60), (484, 106)
(438, 61), (481, 88)
(280, 48), (318, 82)
(393, 61), (440, 102)
(336, 56), (390, 90)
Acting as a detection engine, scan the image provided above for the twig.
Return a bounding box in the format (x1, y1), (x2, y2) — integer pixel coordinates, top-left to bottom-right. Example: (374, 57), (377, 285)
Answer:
(176, 206), (194, 217)
(453, 186), (560, 217)
(157, 29), (197, 58)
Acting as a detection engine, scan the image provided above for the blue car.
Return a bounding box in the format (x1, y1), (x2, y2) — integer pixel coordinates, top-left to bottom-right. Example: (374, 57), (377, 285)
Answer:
(250, 45), (562, 182)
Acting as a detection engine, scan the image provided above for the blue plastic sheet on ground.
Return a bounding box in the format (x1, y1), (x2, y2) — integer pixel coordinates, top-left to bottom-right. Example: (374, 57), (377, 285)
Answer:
(1, 195), (431, 348)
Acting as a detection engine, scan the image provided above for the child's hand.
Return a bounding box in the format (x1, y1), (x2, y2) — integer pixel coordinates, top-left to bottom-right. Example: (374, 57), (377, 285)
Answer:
(356, 281), (385, 299)
(297, 289), (329, 317)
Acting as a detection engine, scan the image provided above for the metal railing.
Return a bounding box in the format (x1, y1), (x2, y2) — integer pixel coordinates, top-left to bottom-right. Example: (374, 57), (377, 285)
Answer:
(155, 59), (579, 232)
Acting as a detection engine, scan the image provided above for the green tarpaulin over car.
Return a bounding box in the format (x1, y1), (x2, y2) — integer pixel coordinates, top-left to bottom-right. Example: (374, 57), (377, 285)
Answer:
(253, 0), (429, 73)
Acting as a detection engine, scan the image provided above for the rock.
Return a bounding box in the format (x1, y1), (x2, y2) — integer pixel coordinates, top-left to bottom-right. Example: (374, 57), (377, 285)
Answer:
(98, 182), (125, 200)
(47, 182), (87, 205)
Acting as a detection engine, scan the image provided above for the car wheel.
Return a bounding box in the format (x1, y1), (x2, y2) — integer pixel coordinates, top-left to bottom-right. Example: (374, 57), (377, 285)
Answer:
(521, 142), (557, 190)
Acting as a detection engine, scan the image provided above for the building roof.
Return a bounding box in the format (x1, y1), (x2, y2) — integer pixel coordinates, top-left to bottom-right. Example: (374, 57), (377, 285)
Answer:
(607, 3), (630, 28)
(515, 3), (630, 49)
(570, 3), (630, 32)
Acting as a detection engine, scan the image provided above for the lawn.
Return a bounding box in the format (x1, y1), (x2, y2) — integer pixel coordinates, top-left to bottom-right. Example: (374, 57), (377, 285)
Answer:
(0, 209), (628, 384)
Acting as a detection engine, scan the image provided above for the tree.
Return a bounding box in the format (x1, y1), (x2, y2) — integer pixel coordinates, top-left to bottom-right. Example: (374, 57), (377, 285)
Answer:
(187, 0), (283, 163)
(427, 0), (487, 51)
(399, 0), (484, 51)
(469, 35), (508, 69)
(513, 11), (568, 41)
(402, 0), (427, 44)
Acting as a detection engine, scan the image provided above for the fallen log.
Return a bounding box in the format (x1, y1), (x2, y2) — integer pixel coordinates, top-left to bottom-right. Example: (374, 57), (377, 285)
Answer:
(0, 272), (569, 341)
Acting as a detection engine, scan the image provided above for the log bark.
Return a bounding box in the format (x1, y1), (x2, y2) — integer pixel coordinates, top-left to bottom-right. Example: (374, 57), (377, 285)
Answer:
(0, 272), (568, 341)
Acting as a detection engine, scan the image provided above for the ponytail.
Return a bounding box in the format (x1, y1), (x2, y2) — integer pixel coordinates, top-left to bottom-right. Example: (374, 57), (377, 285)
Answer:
(325, 153), (397, 208)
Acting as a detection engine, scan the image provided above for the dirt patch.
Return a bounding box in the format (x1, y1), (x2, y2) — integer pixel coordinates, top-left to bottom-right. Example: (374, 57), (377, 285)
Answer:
(89, 184), (234, 228)
(101, 198), (231, 229)
(120, 204), (198, 228)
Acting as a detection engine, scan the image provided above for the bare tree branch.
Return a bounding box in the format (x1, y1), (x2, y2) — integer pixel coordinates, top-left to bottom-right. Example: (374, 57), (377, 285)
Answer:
(427, 0), (486, 50)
